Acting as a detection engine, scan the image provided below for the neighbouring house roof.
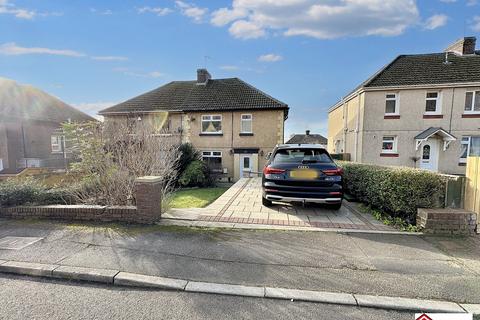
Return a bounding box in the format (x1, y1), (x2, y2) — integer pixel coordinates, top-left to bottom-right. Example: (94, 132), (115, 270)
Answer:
(99, 77), (288, 117)
(286, 132), (327, 145)
(0, 77), (95, 123)
(414, 127), (456, 141)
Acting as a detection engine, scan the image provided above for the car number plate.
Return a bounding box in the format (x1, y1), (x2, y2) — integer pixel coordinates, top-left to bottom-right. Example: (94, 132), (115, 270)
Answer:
(290, 169), (318, 179)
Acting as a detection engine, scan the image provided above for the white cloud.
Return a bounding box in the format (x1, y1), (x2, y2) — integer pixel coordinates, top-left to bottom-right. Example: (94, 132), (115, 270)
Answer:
(258, 53), (283, 62)
(176, 1), (208, 23)
(72, 102), (116, 119)
(468, 0), (478, 6)
(137, 6), (173, 16)
(117, 69), (165, 78)
(90, 8), (114, 15)
(211, 0), (419, 40)
(0, 42), (86, 57)
(0, 0), (35, 19)
(423, 14), (448, 30)
(471, 16), (480, 32)
(91, 56), (128, 61)
(439, 0), (456, 2)
(219, 65), (240, 71)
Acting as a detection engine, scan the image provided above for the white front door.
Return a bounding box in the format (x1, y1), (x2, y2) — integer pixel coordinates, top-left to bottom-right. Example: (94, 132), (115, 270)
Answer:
(239, 154), (252, 178)
(420, 140), (439, 171)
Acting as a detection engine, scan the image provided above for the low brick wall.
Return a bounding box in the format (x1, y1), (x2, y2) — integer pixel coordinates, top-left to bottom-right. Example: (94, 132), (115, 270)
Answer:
(0, 176), (164, 224)
(417, 208), (477, 235)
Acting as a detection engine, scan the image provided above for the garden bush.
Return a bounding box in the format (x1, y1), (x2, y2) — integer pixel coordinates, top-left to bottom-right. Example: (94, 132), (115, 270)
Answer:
(178, 160), (212, 187)
(338, 162), (447, 222)
(0, 178), (75, 207)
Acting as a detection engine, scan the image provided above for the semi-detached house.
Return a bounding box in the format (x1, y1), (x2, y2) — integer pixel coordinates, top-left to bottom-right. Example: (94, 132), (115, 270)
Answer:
(327, 37), (480, 175)
(99, 69), (289, 181)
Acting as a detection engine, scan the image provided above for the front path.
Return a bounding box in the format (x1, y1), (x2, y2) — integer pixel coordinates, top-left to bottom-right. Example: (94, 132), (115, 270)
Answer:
(196, 178), (394, 232)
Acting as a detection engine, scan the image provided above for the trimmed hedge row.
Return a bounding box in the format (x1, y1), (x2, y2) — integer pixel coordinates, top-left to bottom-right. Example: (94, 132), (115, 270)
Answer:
(338, 162), (447, 222)
(0, 178), (75, 207)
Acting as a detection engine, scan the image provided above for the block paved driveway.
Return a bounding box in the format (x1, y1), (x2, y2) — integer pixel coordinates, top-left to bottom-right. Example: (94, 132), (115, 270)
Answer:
(199, 178), (395, 231)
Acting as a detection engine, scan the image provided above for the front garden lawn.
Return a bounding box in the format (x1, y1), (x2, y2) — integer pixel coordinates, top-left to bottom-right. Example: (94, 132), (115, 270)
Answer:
(169, 187), (228, 208)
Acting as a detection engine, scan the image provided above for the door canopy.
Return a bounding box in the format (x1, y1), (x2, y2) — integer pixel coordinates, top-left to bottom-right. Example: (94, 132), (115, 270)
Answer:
(414, 127), (456, 151)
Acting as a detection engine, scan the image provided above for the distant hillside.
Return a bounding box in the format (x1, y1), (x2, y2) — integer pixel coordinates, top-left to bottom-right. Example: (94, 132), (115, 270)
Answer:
(0, 77), (94, 123)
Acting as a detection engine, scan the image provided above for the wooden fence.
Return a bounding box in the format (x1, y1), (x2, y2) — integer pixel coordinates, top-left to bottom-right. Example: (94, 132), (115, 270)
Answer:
(465, 157), (480, 222)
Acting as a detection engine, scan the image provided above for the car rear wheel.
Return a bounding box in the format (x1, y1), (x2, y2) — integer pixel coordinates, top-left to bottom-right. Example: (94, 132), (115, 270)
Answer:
(262, 197), (273, 207)
(328, 202), (342, 210)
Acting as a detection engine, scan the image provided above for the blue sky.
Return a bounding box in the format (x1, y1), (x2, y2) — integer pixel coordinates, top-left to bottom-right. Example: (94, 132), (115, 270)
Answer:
(1, 0), (480, 138)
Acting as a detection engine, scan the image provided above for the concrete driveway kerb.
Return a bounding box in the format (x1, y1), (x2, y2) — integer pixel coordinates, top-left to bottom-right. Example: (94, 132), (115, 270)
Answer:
(0, 259), (476, 314)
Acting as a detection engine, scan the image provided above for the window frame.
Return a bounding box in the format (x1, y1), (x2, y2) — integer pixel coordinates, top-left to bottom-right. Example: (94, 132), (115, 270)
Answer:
(460, 136), (471, 164)
(240, 114), (253, 134)
(425, 91), (442, 115)
(381, 136), (398, 154)
(201, 151), (223, 172)
(201, 115), (223, 134)
(385, 93), (399, 115)
(464, 91), (480, 114)
(51, 135), (63, 153)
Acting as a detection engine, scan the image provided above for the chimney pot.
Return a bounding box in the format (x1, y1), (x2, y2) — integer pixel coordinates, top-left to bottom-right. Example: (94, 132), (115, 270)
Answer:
(306, 130), (310, 136)
(445, 37), (476, 55)
(197, 69), (211, 84)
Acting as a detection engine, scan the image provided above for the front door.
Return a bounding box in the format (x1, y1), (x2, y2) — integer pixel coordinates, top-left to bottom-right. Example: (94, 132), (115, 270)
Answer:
(239, 154), (252, 178)
(420, 140), (439, 171)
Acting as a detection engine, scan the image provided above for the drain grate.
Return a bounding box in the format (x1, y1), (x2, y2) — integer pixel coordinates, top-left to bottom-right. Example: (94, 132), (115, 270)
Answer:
(0, 236), (43, 250)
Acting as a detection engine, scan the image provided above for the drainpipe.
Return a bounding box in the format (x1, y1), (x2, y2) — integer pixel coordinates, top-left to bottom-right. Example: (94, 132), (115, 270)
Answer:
(342, 98), (347, 153)
(354, 93), (361, 162)
(448, 88), (455, 133)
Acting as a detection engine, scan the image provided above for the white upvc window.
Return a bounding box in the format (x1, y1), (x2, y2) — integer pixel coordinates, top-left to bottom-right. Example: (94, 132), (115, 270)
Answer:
(464, 91), (480, 113)
(202, 151), (222, 172)
(385, 93), (399, 115)
(382, 136), (397, 153)
(51, 135), (63, 153)
(240, 114), (253, 133)
(425, 92), (442, 114)
(460, 136), (480, 163)
(201, 115), (222, 134)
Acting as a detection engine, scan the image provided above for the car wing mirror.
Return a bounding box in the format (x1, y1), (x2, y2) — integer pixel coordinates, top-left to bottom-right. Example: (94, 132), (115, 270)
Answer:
(265, 152), (272, 160)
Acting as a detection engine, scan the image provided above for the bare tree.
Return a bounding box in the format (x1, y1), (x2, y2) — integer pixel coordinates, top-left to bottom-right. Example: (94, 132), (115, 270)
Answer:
(64, 116), (180, 209)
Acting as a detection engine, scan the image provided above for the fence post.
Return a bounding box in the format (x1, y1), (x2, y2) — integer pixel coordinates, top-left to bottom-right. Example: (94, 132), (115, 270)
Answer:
(135, 176), (162, 223)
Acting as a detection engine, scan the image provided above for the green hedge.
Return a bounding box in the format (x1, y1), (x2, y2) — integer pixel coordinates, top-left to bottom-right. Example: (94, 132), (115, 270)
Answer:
(0, 178), (75, 207)
(338, 162), (446, 222)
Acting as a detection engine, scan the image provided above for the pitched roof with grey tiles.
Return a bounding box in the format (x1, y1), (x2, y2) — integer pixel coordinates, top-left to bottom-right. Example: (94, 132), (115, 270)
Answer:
(286, 133), (327, 145)
(365, 51), (480, 88)
(99, 78), (288, 116)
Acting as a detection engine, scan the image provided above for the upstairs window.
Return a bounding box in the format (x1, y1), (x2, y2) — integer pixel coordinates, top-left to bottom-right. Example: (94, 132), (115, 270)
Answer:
(201, 115), (222, 134)
(382, 136), (397, 153)
(202, 151), (222, 172)
(385, 93), (398, 115)
(51, 135), (64, 153)
(240, 114), (252, 133)
(425, 92), (441, 114)
(465, 91), (480, 113)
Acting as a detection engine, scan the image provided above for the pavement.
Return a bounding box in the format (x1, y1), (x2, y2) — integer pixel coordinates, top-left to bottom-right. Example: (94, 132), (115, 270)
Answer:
(163, 178), (396, 232)
(0, 274), (415, 320)
(0, 218), (479, 309)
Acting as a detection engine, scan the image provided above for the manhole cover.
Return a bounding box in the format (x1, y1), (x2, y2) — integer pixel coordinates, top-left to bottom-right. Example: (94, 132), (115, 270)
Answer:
(0, 236), (43, 250)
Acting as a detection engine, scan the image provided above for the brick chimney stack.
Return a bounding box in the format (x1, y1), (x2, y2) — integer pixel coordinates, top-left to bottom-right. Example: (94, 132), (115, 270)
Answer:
(445, 37), (477, 55)
(306, 130), (310, 136)
(197, 69), (211, 84)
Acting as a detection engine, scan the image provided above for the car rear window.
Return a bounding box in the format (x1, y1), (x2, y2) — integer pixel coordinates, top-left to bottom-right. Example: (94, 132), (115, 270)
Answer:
(272, 148), (333, 164)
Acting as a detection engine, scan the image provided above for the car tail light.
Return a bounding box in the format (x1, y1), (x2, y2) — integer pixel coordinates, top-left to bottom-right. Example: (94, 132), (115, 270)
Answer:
(329, 192), (342, 195)
(323, 168), (343, 176)
(263, 166), (286, 175)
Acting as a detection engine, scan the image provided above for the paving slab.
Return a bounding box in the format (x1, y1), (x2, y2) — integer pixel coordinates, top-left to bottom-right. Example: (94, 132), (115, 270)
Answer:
(265, 287), (356, 305)
(185, 281), (264, 297)
(355, 294), (466, 313)
(52, 266), (119, 283)
(114, 272), (187, 290)
(0, 260), (58, 277)
(460, 304), (480, 314)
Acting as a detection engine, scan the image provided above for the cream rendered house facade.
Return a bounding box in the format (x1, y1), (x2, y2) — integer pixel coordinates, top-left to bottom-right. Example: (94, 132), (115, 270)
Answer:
(328, 37), (480, 175)
(100, 69), (288, 181)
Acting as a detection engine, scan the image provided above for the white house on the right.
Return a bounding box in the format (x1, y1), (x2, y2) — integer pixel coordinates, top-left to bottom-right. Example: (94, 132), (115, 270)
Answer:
(327, 37), (480, 175)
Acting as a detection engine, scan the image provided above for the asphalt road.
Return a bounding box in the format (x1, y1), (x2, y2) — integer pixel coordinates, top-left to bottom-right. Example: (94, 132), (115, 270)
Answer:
(0, 274), (413, 320)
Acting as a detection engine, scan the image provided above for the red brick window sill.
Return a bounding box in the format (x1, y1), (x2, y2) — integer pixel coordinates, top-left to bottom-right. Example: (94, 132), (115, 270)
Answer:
(380, 153), (399, 157)
(462, 114), (480, 118)
(384, 115), (400, 119)
(423, 114), (443, 119)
